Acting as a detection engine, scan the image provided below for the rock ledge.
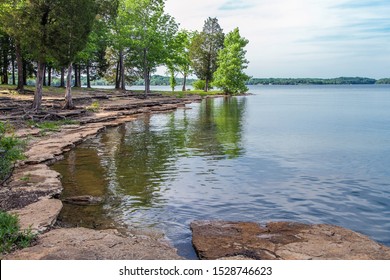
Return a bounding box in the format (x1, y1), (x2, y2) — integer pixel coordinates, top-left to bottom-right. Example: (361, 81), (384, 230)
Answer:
(191, 221), (390, 260)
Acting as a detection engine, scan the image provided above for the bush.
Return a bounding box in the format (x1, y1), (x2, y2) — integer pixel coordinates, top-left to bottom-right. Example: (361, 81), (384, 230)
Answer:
(193, 80), (206, 91)
(0, 211), (35, 254)
(0, 122), (25, 183)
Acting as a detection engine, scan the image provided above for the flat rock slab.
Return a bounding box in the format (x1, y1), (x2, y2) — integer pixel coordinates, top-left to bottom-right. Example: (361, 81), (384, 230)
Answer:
(10, 198), (62, 234)
(191, 221), (390, 260)
(4, 227), (183, 260)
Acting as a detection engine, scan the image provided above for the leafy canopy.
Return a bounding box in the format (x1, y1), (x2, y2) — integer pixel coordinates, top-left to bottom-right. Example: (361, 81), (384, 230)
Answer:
(213, 28), (250, 94)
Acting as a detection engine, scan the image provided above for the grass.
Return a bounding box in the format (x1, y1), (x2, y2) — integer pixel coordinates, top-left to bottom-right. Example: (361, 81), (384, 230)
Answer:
(86, 101), (100, 112)
(0, 211), (36, 254)
(0, 122), (26, 183)
(27, 119), (79, 134)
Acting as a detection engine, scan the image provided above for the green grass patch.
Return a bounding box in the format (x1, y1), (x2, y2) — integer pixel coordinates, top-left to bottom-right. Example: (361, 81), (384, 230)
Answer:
(86, 101), (100, 112)
(0, 122), (26, 183)
(27, 119), (79, 133)
(0, 211), (36, 254)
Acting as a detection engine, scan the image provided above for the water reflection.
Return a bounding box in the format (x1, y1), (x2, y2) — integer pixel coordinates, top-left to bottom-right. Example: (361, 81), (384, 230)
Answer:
(53, 96), (247, 231)
(52, 87), (390, 259)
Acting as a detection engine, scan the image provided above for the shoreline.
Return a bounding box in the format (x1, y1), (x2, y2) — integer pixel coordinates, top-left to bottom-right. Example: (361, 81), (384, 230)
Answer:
(1, 88), (224, 260)
(1, 88), (390, 260)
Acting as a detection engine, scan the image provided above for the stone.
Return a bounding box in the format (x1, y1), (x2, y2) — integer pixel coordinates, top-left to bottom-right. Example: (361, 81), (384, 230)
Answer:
(62, 195), (104, 206)
(4, 227), (183, 260)
(191, 221), (390, 260)
(10, 198), (62, 234)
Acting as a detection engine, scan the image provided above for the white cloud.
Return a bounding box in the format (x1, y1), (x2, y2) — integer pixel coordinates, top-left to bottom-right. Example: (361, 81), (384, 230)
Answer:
(164, 0), (390, 78)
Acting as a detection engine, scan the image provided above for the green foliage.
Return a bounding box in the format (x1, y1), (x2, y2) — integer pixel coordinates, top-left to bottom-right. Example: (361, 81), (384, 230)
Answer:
(169, 72), (177, 92)
(27, 119), (79, 133)
(189, 18), (224, 91)
(0, 122), (25, 183)
(0, 211), (35, 254)
(376, 78), (390, 84)
(213, 28), (250, 94)
(247, 77), (377, 85)
(193, 80), (206, 91)
(87, 101), (101, 112)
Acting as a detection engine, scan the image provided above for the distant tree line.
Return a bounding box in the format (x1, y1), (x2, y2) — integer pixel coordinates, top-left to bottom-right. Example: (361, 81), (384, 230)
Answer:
(133, 75), (390, 86)
(247, 77), (389, 85)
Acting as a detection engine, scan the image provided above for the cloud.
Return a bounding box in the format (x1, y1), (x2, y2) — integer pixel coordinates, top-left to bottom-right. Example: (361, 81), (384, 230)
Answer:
(164, 0), (390, 78)
(219, 0), (255, 11)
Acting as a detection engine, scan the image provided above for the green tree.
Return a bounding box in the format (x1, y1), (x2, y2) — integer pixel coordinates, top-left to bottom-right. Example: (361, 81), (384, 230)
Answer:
(213, 28), (250, 94)
(166, 30), (193, 92)
(189, 17), (224, 92)
(126, 0), (178, 94)
(0, 0), (27, 92)
(47, 0), (98, 109)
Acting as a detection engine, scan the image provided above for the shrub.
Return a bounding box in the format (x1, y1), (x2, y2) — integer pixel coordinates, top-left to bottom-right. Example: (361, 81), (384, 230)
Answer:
(193, 80), (206, 91)
(0, 122), (25, 183)
(0, 211), (35, 254)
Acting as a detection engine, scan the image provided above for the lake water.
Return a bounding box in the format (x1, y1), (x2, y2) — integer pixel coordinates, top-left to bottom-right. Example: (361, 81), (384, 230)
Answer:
(52, 85), (390, 259)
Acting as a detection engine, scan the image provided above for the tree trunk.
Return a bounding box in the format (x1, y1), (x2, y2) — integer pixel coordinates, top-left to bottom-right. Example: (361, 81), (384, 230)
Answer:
(22, 59), (27, 85)
(143, 48), (148, 95)
(147, 70), (151, 93)
(77, 65), (81, 87)
(47, 66), (52, 86)
(60, 67), (65, 87)
(32, 61), (45, 111)
(11, 58), (15, 85)
(115, 59), (120, 90)
(15, 43), (24, 92)
(74, 64), (79, 87)
(182, 73), (187, 92)
(120, 51), (125, 90)
(1, 48), (8, 84)
(86, 62), (91, 88)
(205, 78), (209, 92)
(64, 62), (74, 109)
(43, 66), (46, 86)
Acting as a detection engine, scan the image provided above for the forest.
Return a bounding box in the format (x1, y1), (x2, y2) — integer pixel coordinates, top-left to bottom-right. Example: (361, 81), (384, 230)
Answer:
(0, 0), (250, 111)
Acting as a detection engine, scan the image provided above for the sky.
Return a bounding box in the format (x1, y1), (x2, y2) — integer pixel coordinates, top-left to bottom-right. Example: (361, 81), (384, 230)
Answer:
(162, 0), (390, 78)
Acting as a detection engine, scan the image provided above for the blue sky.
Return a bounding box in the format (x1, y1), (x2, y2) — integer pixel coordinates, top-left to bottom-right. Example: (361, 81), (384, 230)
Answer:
(164, 0), (390, 78)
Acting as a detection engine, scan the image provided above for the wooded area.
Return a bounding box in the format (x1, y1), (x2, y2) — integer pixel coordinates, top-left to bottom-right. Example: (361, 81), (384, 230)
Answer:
(0, 0), (250, 111)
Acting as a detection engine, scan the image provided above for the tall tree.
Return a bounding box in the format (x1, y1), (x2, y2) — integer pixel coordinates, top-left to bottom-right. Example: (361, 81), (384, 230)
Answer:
(114, 0), (178, 94)
(50, 0), (98, 109)
(190, 17), (224, 92)
(0, 0), (27, 92)
(166, 30), (193, 92)
(213, 28), (250, 95)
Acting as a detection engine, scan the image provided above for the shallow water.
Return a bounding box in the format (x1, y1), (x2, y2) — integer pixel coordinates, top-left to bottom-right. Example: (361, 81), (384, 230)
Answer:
(52, 85), (390, 259)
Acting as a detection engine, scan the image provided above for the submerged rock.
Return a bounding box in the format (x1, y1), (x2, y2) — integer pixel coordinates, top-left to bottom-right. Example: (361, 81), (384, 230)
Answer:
(62, 195), (104, 206)
(191, 221), (390, 260)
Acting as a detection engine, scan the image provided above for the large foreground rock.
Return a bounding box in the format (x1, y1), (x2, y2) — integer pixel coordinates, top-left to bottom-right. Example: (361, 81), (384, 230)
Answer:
(191, 221), (390, 260)
(10, 198), (62, 234)
(5, 227), (183, 260)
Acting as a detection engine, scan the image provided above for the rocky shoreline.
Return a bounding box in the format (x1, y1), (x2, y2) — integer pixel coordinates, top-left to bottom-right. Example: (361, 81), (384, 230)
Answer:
(1, 89), (390, 260)
(1, 89), (206, 260)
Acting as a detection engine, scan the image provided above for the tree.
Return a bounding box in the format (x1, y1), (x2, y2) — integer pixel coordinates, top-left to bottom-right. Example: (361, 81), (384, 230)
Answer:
(166, 30), (193, 92)
(123, 0), (178, 94)
(189, 17), (224, 92)
(53, 0), (98, 109)
(213, 28), (250, 94)
(0, 0), (27, 92)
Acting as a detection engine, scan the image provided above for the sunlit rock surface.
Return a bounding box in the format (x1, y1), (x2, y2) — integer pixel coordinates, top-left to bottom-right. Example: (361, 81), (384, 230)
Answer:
(191, 221), (390, 260)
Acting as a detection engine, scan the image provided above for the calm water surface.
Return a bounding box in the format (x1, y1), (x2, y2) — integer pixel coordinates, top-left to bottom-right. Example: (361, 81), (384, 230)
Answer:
(52, 85), (390, 259)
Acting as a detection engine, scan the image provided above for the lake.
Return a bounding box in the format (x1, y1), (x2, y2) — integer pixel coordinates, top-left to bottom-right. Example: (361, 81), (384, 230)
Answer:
(52, 85), (390, 259)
